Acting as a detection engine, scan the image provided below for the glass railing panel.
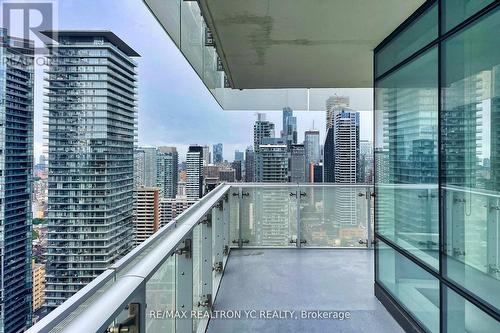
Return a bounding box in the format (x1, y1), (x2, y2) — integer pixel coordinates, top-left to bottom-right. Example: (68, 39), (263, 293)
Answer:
(443, 186), (500, 312)
(377, 238), (440, 333)
(376, 184), (439, 269)
(144, 0), (181, 46)
(145, 255), (176, 333)
(180, 1), (203, 78)
(239, 185), (298, 247)
(300, 185), (370, 247)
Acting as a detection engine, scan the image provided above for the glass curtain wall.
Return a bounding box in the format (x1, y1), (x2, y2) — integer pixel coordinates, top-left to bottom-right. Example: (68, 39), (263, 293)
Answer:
(374, 1), (500, 332)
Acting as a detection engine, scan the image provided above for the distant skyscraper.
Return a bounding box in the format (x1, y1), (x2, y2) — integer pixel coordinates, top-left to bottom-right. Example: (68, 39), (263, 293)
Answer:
(135, 147), (157, 188)
(134, 187), (161, 245)
(359, 140), (374, 183)
(213, 143), (223, 164)
(326, 95), (350, 130)
(44, 31), (138, 308)
(186, 145), (204, 199)
(258, 138), (288, 182)
(234, 150), (244, 162)
(323, 128), (335, 182)
(312, 163), (324, 183)
(219, 169), (236, 182)
(333, 107), (360, 183)
(254, 114), (275, 181)
(304, 130), (321, 181)
(290, 144), (306, 182)
(0, 28), (34, 332)
(281, 107), (297, 149)
(231, 161), (243, 181)
(245, 147), (255, 182)
(157, 146), (178, 198)
(202, 145), (211, 166)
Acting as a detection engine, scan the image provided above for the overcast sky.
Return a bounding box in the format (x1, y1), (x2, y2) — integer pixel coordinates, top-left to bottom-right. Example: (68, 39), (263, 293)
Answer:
(9, 0), (373, 162)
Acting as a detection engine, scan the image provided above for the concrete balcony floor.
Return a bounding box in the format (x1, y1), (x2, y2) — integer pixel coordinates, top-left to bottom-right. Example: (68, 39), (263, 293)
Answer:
(207, 249), (403, 333)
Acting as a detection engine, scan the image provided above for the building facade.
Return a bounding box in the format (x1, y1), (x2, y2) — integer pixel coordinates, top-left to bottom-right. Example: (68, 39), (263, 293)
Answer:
(304, 130), (320, 182)
(0, 29), (34, 332)
(254, 114), (275, 182)
(160, 198), (196, 227)
(244, 147), (255, 182)
(212, 143), (223, 164)
(156, 146), (178, 198)
(333, 108), (360, 183)
(258, 139), (288, 183)
(290, 144), (306, 182)
(32, 261), (46, 312)
(134, 187), (161, 244)
(44, 31), (138, 308)
(186, 145), (204, 199)
(134, 147), (157, 188)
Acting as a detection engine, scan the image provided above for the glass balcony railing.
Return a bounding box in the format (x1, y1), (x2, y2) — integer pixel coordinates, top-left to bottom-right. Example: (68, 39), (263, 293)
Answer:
(28, 183), (375, 333)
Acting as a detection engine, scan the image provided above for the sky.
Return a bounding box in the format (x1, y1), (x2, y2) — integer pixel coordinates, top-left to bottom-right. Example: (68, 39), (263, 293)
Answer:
(7, 0), (373, 162)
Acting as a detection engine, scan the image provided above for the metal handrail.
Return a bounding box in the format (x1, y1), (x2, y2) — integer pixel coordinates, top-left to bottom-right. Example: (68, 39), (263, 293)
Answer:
(28, 183), (231, 333)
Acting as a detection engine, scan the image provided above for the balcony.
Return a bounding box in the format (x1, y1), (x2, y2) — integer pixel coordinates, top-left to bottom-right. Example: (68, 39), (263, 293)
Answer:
(30, 183), (387, 333)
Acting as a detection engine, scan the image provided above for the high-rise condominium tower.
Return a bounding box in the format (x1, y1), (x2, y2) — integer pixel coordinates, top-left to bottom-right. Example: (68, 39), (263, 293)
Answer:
(0, 28), (34, 333)
(44, 31), (139, 308)
(186, 145), (204, 199)
(304, 130), (321, 181)
(134, 187), (161, 245)
(258, 138), (288, 183)
(254, 114), (275, 182)
(157, 146), (178, 198)
(244, 147), (255, 182)
(134, 147), (157, 188)
(333, 108), (360, 183)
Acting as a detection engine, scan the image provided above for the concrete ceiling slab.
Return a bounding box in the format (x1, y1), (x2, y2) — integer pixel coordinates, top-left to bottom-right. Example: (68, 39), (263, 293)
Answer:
(200, 0), (427, 89)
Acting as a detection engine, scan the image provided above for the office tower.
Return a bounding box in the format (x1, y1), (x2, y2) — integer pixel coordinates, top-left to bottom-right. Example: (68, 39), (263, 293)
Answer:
(32, 260), (46, 312)
(0, 29), (34, 332)
(332, 108), (360, 183)
(134, 147), (157, 188)
(202, 145), (211, 166)
(231, 161), (242, 181)
(186, 145), (204, 199)
(281, 107), (297, 149)
(134, 187), (161, 245)
(258, 138), (288, 183)
(44, 31), (138, 308)
(312, 163), (324, 183)
(324, 128), (335, 182)
(219, 169), (236, 182)
(213, 143), (223, 164)
(244, 147), (255, 182)
(326, 95), (350, 130)
(290, 144), (306, 182)
(304, 130), (321, 181)
(156, 146), (178, 198)
(254, 114), (275, 182)
(160, 198), (196, 227)
(359, 140), (374, 183)
(234, 150), (244, 162)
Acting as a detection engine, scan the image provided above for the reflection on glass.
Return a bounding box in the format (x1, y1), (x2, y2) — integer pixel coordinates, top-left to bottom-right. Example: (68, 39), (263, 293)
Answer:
(375, 47), (439, 269)
(239, 187), (297, 247)
(300, 186), (369, 247)
(146, 256), (175, 333)
(377, 240), (439, 332)
(375, 3), (437, 77)
(445, 285), (500, 333)
(441, 7), (500, 310)
(443, 0), (495, 32)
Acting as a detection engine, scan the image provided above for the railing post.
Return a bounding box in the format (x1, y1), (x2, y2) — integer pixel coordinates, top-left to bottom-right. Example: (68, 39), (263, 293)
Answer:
(212, 205), (224, 295)
(296, 185), (301, 248)
(238, 186), (243, 248)
(201, 213), (213, 309)
(222, 195), (230, 257)
(176, 233), (193, 333)
(367, 187), (373, 249)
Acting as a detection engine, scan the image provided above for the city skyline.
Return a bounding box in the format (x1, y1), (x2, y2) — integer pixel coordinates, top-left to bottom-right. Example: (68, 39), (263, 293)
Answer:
(14, 0), (374, 162)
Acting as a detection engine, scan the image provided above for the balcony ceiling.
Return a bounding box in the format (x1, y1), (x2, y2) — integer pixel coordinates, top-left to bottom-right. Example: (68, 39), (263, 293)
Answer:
(199, 0), (426, 89)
